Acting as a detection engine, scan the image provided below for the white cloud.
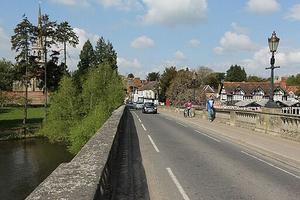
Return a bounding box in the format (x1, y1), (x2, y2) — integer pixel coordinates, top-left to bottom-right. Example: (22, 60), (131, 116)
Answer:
(231, 22), (249, 34)
(96, 0), (142, 10)
(242, 47), (300, 76)
(175, 50), (186, 61)
(142, 0), (207, 26)
(131, 35), (154, 49)
(246, 0), (280, 14)
(285, 4), (300, 21)
(0, 26), (14, 60)
(117, 57), (141, 69)
(214, 31), (258, 54)
(188, 39), (200, 48)
(50, 0), (90, 6)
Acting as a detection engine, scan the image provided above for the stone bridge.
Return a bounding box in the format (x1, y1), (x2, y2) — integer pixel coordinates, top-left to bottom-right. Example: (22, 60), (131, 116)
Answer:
(26, 105), (300, 199)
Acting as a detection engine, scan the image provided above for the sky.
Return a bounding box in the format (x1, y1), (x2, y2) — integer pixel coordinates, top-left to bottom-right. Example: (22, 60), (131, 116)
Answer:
(1, 0), (300, 79)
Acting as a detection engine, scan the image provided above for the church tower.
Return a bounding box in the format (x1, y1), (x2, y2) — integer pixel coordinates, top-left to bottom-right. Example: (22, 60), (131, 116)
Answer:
(32, 3), (44, 65)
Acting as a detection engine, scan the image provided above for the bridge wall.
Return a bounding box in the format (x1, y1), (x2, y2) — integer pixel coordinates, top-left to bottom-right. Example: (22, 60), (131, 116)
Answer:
(26, 105), (126, 200)
(167, 106), (300, 141)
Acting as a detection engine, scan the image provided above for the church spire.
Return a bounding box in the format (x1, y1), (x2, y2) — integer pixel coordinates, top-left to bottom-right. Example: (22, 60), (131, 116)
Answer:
(38, 1), (42, 29)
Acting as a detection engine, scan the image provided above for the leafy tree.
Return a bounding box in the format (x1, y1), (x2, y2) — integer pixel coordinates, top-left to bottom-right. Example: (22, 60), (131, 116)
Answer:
(94, 37), (117, 70)
(56, 21), (79, 65)
(77, 40), (95, 76)
(286, 74), (300, 86)
(147, 72), (160, 81)
(0, 59), (14, 91)
(195, 66), (213, 86)
(159, 66), (177, 102)
(39, 51), (69, 92)
(39, 75), (81, 142)
(225, 65), (247, 82)
(247, 75), (267, 82)
(166, 69), (193, 105)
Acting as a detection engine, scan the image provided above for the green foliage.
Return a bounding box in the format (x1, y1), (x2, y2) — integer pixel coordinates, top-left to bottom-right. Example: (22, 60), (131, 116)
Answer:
(94, 37), (117, 70)
(39, 76), (80, 142)
(77, 40), (95, 76)
(225, 65), (247, 82)
(166, 70), (193, 105)
(159, 66), (177, 102)
(247, 75), (267, 82)
(147, 72), (160, 81)
(286, 74), (300, 86)
(0, 59), (14, 91)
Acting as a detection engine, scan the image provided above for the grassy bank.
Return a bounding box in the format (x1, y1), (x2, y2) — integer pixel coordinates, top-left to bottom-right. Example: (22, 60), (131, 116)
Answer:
(0, 107), (44, 139)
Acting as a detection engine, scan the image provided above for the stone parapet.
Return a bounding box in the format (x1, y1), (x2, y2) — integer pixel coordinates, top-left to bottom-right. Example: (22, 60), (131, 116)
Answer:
(26, 105), (125, 200)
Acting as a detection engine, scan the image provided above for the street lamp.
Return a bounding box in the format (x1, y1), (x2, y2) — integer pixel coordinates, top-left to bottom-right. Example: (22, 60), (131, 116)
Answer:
(266, 31), (280, 108)
(192, 71), (197, 104)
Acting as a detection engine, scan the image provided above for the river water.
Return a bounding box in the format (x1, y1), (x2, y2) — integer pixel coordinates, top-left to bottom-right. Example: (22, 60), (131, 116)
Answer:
(0, 138), (73, 200)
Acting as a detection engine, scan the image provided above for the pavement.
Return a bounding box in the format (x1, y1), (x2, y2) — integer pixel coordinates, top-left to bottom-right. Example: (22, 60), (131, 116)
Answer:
(158, 107), (300, 171)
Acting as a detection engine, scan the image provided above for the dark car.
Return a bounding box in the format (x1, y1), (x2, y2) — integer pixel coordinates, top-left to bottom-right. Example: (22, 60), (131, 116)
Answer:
(142, 102), (157, 114)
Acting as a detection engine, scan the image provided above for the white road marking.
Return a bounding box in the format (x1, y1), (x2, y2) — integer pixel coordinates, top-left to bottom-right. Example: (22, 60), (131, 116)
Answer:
(148, 135), (160, 152)
(138, 118), (142, 123)
(176, 122), (187, 127)
(166, 168), (191, 200)
(194, 130), (221, 143)
(241, 151), (300, 180)
(141, 124), (147, 131)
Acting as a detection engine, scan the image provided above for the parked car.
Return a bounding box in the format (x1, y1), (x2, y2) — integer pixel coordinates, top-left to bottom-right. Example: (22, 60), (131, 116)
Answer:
(142, 102), (157, 114)
(135, 102), (144, 110)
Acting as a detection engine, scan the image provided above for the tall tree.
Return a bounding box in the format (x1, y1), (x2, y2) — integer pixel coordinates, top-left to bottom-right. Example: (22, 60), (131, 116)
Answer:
(225, 65), (247, 82)
(77, 40), (95, 76)
(11, 15), (36, 126)
(94, 37), (117, 70)
(56, 21), (79, 65)
(160, 66), (177, 102)
(147, 72), (160, 81)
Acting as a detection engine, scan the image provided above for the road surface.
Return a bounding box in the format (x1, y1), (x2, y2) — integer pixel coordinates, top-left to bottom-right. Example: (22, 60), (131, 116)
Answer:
(130, 109), (300, 200)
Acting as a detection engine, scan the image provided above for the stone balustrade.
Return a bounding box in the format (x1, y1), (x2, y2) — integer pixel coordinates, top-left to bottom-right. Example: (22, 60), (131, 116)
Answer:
(165, 106), (300, 141)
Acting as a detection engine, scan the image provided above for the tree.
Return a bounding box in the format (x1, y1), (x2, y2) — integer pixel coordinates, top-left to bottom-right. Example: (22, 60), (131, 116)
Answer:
(11, 15), (36, 126)
(38, 50), (68, 92)
(286, 74), (300, 86)
(77, 40), (95, 76)
(247, 75), (267, 82)
(166, 69), (192, 105)
(147, 72), (160, 81)
(225, 65), (247, 82)
(94, 37), (117, 70)
(56, 21), (79, 65)
(0, 59), (14, 91)
(159, 66), (177, 102)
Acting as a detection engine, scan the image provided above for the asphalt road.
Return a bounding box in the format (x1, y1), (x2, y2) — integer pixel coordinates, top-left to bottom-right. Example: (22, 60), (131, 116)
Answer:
(130, 109), (300, 200)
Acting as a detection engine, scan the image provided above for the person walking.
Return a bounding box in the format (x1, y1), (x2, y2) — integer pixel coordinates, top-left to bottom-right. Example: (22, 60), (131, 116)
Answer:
(207, 96), (214, 122)
(184, 100), (193, 117)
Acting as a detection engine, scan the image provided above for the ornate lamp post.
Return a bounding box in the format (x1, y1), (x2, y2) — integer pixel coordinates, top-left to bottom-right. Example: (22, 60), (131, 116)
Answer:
(266, 31), (280, 108)
(192, 72), (197, 104)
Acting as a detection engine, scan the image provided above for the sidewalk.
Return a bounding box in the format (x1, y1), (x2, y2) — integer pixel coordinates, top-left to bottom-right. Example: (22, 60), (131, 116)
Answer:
(159, 107), (300, 170)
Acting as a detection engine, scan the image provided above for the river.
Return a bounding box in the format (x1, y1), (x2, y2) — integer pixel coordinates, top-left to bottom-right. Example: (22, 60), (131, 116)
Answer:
(0, 138), (74, 200)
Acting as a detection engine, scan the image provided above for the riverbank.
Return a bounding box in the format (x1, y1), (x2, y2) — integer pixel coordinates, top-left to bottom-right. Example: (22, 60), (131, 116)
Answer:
(0, 106), (44, 140)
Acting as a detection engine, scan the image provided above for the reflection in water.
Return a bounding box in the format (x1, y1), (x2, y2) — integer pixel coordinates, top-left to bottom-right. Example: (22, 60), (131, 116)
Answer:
(0, 138), (73, 200)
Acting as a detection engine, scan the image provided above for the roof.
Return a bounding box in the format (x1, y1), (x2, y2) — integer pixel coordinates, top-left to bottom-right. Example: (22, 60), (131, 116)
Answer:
(276, 100), (300, 107)
(235, 100), (259, 107)
(286, 86), (299, 94)
(139, 81), (158, 91)
(221, 81), (285, 96)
